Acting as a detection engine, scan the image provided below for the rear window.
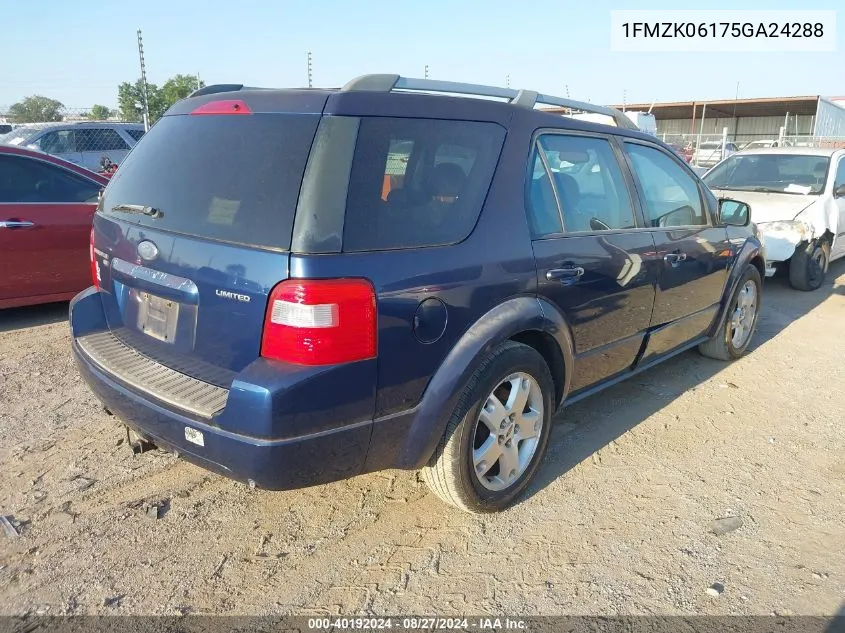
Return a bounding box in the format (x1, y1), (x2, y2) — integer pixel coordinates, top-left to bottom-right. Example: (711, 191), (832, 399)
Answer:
(100, 113), (320, 249)
(342, 118), (505, 251)
(1, 126), (42, 146)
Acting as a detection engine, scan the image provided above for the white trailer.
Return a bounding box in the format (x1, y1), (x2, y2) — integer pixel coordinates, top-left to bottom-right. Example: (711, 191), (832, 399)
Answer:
(565, 110), (657, 136)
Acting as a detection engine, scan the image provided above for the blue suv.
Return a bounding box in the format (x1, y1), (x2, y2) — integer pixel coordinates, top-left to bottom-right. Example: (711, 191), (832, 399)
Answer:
(70, 74), (763, 513)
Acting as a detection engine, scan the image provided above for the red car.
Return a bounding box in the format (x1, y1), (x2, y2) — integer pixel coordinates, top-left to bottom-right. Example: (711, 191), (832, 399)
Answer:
(0, 145), (108, 309)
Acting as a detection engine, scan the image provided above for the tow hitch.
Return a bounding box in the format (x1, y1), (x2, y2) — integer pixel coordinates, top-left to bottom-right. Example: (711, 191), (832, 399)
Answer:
(125, 426), (158, 456)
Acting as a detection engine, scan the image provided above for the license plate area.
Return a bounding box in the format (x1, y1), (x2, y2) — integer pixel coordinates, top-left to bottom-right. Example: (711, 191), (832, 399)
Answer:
(137, 292), (180, 343)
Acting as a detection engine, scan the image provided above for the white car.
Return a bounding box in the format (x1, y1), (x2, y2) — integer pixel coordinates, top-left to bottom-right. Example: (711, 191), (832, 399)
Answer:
(741, 139), (793, 150)
(703, 147), (845, 290)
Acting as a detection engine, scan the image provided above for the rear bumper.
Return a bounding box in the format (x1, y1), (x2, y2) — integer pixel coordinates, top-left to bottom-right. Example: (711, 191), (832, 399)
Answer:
(69, 288), (373, 490)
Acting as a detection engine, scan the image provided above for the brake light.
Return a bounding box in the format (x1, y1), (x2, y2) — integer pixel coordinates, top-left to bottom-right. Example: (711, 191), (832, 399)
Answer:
(90, 227), (100, 290)
(190, 99), (252, 116)
(261, 279), (377, 365)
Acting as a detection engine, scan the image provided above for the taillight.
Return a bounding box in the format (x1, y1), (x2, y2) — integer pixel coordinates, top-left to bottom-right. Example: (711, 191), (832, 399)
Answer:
(90, 227), (100, 290)
(261, 279), (377, 366)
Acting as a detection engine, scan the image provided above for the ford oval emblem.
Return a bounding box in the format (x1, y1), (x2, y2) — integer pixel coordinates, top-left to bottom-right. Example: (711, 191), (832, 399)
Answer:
(137, 240), (159, 261)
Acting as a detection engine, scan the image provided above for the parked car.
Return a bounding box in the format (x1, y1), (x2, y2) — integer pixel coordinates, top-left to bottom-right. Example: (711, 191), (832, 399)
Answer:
(70, 75), (763, 513)
(693, 141), (740, 167)
(666, 143), (693, 163)
(0, 121), (145, 172)
(0, 145), (108, 309)
(703, 147), (845, 290)
(741, 139), (793, 150)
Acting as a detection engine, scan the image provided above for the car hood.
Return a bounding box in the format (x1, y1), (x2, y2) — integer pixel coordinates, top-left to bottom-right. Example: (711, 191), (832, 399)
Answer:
(708, 189), (817, 223)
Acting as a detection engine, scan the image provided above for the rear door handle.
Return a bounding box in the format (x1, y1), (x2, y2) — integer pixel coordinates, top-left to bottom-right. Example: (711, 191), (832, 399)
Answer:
(0, 220), (36, 229)
(663, 252), (687, 264)
(546, 267), (585, 282)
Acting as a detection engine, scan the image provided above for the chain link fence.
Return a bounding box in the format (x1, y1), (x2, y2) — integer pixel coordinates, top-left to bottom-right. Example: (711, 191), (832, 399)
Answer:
(657, 132), (845, 169)
(0, 111), (146, 174)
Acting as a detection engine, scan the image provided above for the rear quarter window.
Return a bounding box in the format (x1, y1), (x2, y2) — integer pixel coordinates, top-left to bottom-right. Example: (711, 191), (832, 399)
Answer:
(342, 118), (506, 251)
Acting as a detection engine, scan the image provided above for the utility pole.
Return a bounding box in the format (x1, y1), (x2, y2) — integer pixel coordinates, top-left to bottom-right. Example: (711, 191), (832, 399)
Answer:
(137, 29), (150, 132)
(307, 51), (313, 88)
(623, 90), (627, 112)
(424, 65), (429, 79)
(197, 72), (201, 91)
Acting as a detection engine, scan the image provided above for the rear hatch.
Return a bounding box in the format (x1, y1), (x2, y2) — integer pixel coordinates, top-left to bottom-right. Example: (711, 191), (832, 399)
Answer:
(91, 94), (324, 387)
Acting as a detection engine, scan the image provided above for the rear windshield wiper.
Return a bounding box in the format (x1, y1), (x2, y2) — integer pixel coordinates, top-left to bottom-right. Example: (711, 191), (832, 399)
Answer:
(110, 203), (164, 219)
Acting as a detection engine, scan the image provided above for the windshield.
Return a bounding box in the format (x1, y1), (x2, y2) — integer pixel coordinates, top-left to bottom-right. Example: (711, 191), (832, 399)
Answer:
(703, 153), (830, 195)
(0, 126), (43, 146)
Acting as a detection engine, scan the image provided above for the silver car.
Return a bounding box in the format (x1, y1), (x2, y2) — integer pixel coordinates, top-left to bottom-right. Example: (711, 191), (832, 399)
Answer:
(692, 141), (739, 167)
(0, 121), (145, 171)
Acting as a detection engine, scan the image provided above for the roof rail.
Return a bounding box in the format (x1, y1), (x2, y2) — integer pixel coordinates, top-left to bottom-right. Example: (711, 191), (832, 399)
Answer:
(341, 74), (639, 131)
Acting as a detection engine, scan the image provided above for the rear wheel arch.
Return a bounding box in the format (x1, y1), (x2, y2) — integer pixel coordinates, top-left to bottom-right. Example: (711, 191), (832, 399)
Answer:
(393, 295), (574, 469)
(509, 330), (565, 409)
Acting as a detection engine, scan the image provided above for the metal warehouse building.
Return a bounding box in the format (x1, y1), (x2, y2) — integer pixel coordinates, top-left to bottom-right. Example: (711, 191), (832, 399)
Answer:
(610, 95), (845, 146)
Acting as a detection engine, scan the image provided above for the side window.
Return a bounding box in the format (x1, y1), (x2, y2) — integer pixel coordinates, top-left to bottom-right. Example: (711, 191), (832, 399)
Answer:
(34, 130), (75, 154)
(343, 118), (506, 251)
(75, 128), (130, 152)
(625, 143), (707, 228)
(0, 155), (100, 203)
(530, 134), (636, 234)
(526, 147), (563, 237)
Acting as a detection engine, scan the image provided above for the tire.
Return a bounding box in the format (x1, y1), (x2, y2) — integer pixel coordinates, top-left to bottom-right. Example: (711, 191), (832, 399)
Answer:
(421, 341), (555, 513)
(789, 239), (829, 291)
(698, 265), (762, 361)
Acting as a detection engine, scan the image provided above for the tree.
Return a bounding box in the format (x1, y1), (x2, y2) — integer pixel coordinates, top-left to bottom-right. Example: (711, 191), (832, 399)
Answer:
(8, 95), (64, 123)
(161, 74), (204, 106)
(118, 79), (163, 123)
(117, 74), (203, 124)
(89, 104), (112, 120)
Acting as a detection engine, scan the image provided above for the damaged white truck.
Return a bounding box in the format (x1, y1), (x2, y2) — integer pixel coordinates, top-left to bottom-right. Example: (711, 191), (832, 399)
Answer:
(703, 148), (845, 291)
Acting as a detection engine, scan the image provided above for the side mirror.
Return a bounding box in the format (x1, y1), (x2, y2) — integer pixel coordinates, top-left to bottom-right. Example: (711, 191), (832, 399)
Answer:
(718, 199), (750, 227)
(834, 184), (845, 199)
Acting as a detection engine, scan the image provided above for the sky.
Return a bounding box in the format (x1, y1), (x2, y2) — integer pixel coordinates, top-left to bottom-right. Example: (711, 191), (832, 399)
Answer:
(1, 0), (843, 111)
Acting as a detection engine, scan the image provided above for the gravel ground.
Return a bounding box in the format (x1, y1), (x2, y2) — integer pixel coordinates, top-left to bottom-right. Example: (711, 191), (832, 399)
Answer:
(1, 263), (843, 617)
